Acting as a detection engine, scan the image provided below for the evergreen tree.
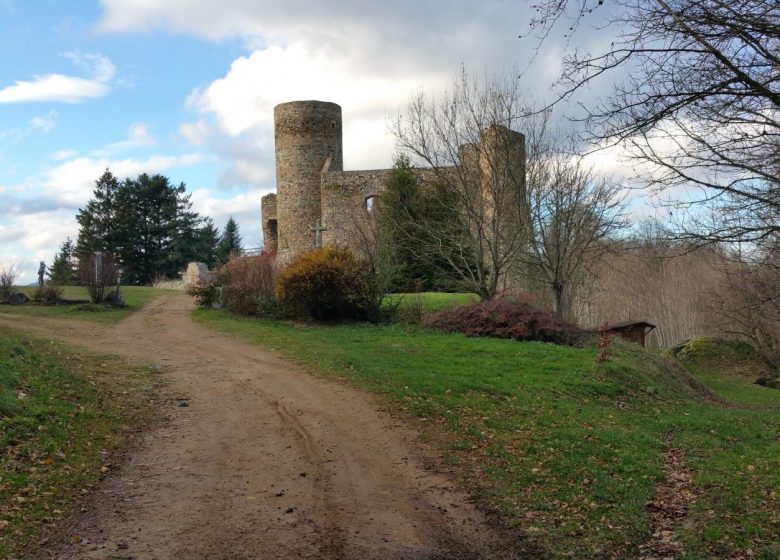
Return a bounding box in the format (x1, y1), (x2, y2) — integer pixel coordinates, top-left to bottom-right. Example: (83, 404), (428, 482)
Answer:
(378, 157), (465, 292)
(217, 217), (243, 263)
(76, 169), (120, 257)
(47, 237), (78, 285)
(76, 170), (212, 285)
(194, 219), (220, 268)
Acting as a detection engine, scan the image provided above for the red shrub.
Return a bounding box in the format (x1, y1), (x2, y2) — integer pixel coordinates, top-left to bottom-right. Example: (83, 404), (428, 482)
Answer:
(222, 252), (278, 316)
(423, 296), (585, 345)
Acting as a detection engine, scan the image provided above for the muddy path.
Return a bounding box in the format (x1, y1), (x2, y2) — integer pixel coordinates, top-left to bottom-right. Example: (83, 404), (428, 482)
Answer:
(2, 294), (521, 559)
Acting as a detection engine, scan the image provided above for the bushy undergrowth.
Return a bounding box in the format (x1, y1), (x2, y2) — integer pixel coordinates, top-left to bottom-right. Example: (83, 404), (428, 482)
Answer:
(186, 280), (221, 308)
(0, 266), (15, 303)
(222, 252), (278, 316)
(276, 247), (379, 322)
(424, 296), (585, 345)
(31, 285), (63, 305)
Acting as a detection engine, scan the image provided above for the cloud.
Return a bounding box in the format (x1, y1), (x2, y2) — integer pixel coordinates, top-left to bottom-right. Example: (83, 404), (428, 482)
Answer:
(41, 153), (204, 209)
(180, 42), (446, 187)
(0, 150), (207, 284)
(190, 187), (266, 249)
(0, 52), (115, 104)
(30, 110), (58, 132)
(98, 123), (157, 154)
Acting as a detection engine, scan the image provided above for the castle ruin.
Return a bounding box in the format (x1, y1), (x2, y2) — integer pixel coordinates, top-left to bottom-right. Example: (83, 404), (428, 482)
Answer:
(261, 100), (527, 272)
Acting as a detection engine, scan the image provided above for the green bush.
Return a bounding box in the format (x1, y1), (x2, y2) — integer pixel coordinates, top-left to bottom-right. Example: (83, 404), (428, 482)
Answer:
(276, 247), (378, 322)
(31, 285), (63, 305)
(186, 279), (221, 308)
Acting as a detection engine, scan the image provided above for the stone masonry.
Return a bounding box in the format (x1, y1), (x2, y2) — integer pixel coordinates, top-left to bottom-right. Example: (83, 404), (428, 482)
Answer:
(261, 100), (527, 269)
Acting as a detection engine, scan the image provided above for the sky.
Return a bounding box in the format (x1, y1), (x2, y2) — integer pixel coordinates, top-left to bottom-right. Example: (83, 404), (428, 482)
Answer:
(0, 0), (621, 283)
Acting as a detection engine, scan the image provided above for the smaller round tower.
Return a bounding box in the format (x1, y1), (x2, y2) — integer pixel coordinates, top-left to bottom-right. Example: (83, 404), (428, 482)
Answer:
(274, 101), (343, 264)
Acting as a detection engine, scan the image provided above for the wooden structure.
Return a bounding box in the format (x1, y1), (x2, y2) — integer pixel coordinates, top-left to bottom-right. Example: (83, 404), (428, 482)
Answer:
(602, 321), (656, 347)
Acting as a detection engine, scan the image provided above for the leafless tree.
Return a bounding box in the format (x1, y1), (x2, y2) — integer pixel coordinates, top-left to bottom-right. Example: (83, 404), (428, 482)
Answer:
(79, 252), (119, 304)
(0, 265), (16, 303)
(392, 71), (539, 300)
(525, 154), (628, 319)
(525, 0), (779, 245)
(711, 237), (780, 367)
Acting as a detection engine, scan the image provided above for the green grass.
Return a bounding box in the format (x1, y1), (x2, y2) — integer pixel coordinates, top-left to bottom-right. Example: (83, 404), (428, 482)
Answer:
(0, 286), (167, 323)
(668, 337), (779, 405)
(0, 325), (163, 558)
(193, 309), (780, 559)
(385, 291), (479, 312)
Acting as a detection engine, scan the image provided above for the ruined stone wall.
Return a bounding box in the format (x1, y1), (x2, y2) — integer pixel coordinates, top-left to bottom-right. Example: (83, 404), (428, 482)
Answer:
(320, 169), (391, 249)
(260, 193), (278, 252)
(274, 101), (343, 264)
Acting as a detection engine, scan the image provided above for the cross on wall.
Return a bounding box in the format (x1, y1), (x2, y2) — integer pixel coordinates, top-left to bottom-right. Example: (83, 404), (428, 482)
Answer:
(309, 218), (327, 248)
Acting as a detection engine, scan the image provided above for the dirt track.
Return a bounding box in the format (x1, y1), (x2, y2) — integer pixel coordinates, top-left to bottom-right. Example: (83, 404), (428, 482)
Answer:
(3, 294), (520, 559)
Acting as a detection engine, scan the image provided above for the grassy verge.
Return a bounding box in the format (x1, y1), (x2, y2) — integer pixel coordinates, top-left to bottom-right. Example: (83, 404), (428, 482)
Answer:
(0, 325), (163, 558)
(0, 286), (167, 323)
(193, 309), (780, 559)
(385, 292), (479, 312)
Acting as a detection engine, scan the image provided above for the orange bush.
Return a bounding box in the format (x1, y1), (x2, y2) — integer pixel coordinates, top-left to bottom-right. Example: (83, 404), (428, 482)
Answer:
(276, 247), (378, 321)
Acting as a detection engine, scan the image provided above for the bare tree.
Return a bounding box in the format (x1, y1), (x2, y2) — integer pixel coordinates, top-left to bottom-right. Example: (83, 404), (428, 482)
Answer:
(526, 0), (780, 245)
(711, 237), (780, 368)
(525, 154), (628, 319)
(392, 71), (537, 300)
(0, 265), (16, 303)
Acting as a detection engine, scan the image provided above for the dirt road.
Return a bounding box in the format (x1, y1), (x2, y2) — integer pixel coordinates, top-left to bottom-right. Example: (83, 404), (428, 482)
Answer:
(4, 294), (519, 559)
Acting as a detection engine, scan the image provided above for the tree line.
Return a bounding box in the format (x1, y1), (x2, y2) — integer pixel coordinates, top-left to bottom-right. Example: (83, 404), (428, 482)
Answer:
(49, 170), (244, 286)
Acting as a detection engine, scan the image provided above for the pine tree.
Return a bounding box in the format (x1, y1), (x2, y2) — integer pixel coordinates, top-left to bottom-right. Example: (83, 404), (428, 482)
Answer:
(75, 170), (213, 285)
(194, 219), (220, 268)
(76, 169), (120, 257)
(217, 217), (243, 263)
(48, 237), (78, 285)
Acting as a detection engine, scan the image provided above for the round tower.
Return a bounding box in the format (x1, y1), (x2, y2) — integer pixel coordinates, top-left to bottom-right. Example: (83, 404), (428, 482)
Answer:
(274, 100), (343, 263)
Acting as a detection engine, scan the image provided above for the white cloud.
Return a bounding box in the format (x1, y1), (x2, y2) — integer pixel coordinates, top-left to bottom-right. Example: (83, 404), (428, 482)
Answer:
(190, 187), (267, 249)
(99, 122), (157, 154)
(42, 153), (204, 209)
(0, 209), (80, 284)
(0, 52), (115, 104)
(30, 110), (58, 132)
(181, 42), (446, 186)
(52, 149), (79, 161)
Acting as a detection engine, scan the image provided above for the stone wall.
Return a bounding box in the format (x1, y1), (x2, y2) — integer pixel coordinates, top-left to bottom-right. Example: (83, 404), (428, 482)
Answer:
(261, 192), (278, 252)
(320, 169), (391, 249)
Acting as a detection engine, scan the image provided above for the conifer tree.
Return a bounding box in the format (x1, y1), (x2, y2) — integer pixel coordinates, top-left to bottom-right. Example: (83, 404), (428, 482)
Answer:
(48, 237), (78, 285)
(217, 217), (243, 263)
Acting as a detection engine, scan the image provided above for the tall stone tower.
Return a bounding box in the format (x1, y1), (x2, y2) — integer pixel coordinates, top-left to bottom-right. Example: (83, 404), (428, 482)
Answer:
(274, 100), (343, 264)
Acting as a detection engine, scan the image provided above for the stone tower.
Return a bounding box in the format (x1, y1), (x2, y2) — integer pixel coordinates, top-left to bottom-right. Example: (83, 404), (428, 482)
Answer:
(273, 100), (343, 263)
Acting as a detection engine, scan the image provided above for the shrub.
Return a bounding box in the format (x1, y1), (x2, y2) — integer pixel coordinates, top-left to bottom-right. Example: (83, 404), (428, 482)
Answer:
(186, 280), (221, 308)
(79, 252), (119, 304)
(221, 252), (278, 316)
(31, 285), (63, 305)
(0, 265), (15, 303)
(276, 247), (379, 322)
(423, 295), (585, 345)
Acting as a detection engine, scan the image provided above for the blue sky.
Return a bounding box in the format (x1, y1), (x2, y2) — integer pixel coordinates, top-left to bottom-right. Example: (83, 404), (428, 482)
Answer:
(1, 0), (623, 283)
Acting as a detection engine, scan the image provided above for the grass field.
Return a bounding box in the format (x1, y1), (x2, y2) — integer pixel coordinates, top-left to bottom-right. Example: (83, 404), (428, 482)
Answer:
(193, 308), (780, 559)
(385, 292), (479, 312)
(0, 286), (167, 323)
(0, 325), (162, 558)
